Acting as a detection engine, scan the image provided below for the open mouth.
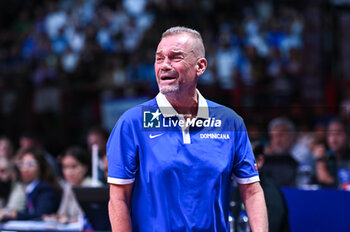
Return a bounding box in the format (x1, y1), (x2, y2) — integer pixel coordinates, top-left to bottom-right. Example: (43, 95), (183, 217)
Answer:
(159, 71), (178, 81)
(161, 76), (176, 80)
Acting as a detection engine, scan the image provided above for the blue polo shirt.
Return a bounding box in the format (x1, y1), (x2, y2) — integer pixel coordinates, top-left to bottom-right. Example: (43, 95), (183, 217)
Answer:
(107, 90), (259, 232)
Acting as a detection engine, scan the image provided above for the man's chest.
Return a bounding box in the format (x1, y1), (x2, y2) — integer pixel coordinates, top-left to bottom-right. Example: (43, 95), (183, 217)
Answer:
(138, 129), (235, 178)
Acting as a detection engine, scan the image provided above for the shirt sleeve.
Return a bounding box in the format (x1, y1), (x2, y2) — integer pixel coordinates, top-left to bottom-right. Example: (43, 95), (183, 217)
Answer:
(232, 119), (260, 184)
(107, 113), (139, 185)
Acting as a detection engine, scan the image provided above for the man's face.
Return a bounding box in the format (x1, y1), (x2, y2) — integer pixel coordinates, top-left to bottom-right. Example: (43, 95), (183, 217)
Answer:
(327, 122), (348, 153)
(269, 125), (294, 154)
(154, 34), (200, 95)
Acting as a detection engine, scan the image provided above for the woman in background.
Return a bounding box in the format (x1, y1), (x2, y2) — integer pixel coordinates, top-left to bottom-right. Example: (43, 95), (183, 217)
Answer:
(1, 149), (61, 220)
(44, 146), (102, 223)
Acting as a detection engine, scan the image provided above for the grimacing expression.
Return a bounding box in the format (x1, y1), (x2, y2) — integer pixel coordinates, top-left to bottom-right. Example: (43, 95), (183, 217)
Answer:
(154, 33), (205, 95)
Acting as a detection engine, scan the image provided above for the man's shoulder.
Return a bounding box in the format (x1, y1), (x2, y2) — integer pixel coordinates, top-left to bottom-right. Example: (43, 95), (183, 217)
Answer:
(118, 98), (157, 122)
(206, 99), (243, 122)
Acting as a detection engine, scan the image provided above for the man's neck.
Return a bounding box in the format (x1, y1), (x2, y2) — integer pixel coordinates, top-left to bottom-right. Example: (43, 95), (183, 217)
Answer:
(164, 88), (198, 118)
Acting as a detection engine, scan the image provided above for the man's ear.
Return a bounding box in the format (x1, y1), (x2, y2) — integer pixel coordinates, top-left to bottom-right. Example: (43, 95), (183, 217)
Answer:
(196, 58), (207, 76)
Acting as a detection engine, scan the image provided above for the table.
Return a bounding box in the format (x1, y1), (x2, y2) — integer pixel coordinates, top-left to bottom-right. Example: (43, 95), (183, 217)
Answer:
(0, 219), (83, 231)
(282, 187), (350, 232)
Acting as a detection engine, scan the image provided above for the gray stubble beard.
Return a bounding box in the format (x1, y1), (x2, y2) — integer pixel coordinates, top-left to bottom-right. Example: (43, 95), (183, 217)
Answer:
(159, 84), (180, 95)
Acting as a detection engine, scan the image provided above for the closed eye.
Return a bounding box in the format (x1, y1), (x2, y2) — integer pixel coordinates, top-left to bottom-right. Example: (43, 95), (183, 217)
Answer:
(170, 55), (184, 61)
(156, 56), (164, 62)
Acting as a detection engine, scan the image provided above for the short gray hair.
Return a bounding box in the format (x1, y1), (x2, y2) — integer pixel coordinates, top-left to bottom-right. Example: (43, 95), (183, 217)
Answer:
(268, 117), (295, 132)
(161, 26), (205, 57)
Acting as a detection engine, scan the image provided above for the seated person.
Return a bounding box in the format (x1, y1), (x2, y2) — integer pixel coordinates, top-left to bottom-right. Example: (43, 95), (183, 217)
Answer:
(86, 126), (109, 183)
(263, 117), (301, 186)
(0, 157), (26, 213)
(230, 142), (290, 232)
(312, 118), (350, 189)
(44, 146), (102, 223)
(0, 149), (61, 221)
(262, 154), (298, 187)
(253, 143), (290, 232)
(0, 137), (15, 159)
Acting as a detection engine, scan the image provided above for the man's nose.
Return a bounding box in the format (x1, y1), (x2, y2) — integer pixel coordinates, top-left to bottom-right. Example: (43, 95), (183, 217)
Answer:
(160, 57), (172, 70)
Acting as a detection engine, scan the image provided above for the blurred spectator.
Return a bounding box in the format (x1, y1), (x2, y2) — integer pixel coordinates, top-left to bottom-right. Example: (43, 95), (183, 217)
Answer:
(312, 118), (350, 189)
(86, 126), (108, 156)
(0, 149), (61, 221)
(102, 153), (108, 182)
(266, 47), (284, 80)
(0, 157), (13, 209)
(263, 117), (302, 186)
(313, 122), (327, 144)
(0, 0), (348, 170)
(0, 157), (26, 212)
(16, 131), (59, 175)
(86, 126), (108, 183)
(265, 117), (313, 165)
(33, 79), (60, 114)
(230, 141), (290, 231)
(215, 30), (240, 89)
(0, 137), (14, 159)
(45, 2), (67, 40)
(339, 94), (350, 123)
(253, 142), (290, 232)
(44, 146), (102, 224)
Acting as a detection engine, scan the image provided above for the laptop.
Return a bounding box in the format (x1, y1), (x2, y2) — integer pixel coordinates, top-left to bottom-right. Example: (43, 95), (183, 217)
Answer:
(72, 186), (111, 231)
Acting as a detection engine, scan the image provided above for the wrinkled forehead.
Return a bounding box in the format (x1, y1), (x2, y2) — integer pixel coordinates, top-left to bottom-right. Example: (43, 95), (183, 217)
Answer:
(156, 34), (195, 54)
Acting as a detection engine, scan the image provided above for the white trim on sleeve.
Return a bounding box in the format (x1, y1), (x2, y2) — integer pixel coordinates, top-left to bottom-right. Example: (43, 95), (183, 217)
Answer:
(108, 177), (135, 185)
(232, 175), (260, 184)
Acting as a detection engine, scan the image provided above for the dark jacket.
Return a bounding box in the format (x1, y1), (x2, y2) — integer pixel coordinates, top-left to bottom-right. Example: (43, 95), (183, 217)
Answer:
(17, 181), (61, 220)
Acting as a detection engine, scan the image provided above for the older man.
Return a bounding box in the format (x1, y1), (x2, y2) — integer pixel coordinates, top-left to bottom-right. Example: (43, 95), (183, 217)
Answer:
(107, 26), (267, 231)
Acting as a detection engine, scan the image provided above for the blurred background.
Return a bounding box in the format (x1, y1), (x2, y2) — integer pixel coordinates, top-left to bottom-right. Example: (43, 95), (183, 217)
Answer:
(1, 0), (350, 231)
(0, 0), (349, 154)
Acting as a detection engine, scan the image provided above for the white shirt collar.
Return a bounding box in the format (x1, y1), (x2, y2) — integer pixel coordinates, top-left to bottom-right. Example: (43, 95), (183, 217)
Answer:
(156, 89), (209, 119)
(25, 179), (40, 194)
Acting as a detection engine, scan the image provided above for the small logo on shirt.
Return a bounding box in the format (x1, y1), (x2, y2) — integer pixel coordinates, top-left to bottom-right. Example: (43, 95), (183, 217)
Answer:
(199, 133), (230, 139)
(149, 133), (164, 139)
